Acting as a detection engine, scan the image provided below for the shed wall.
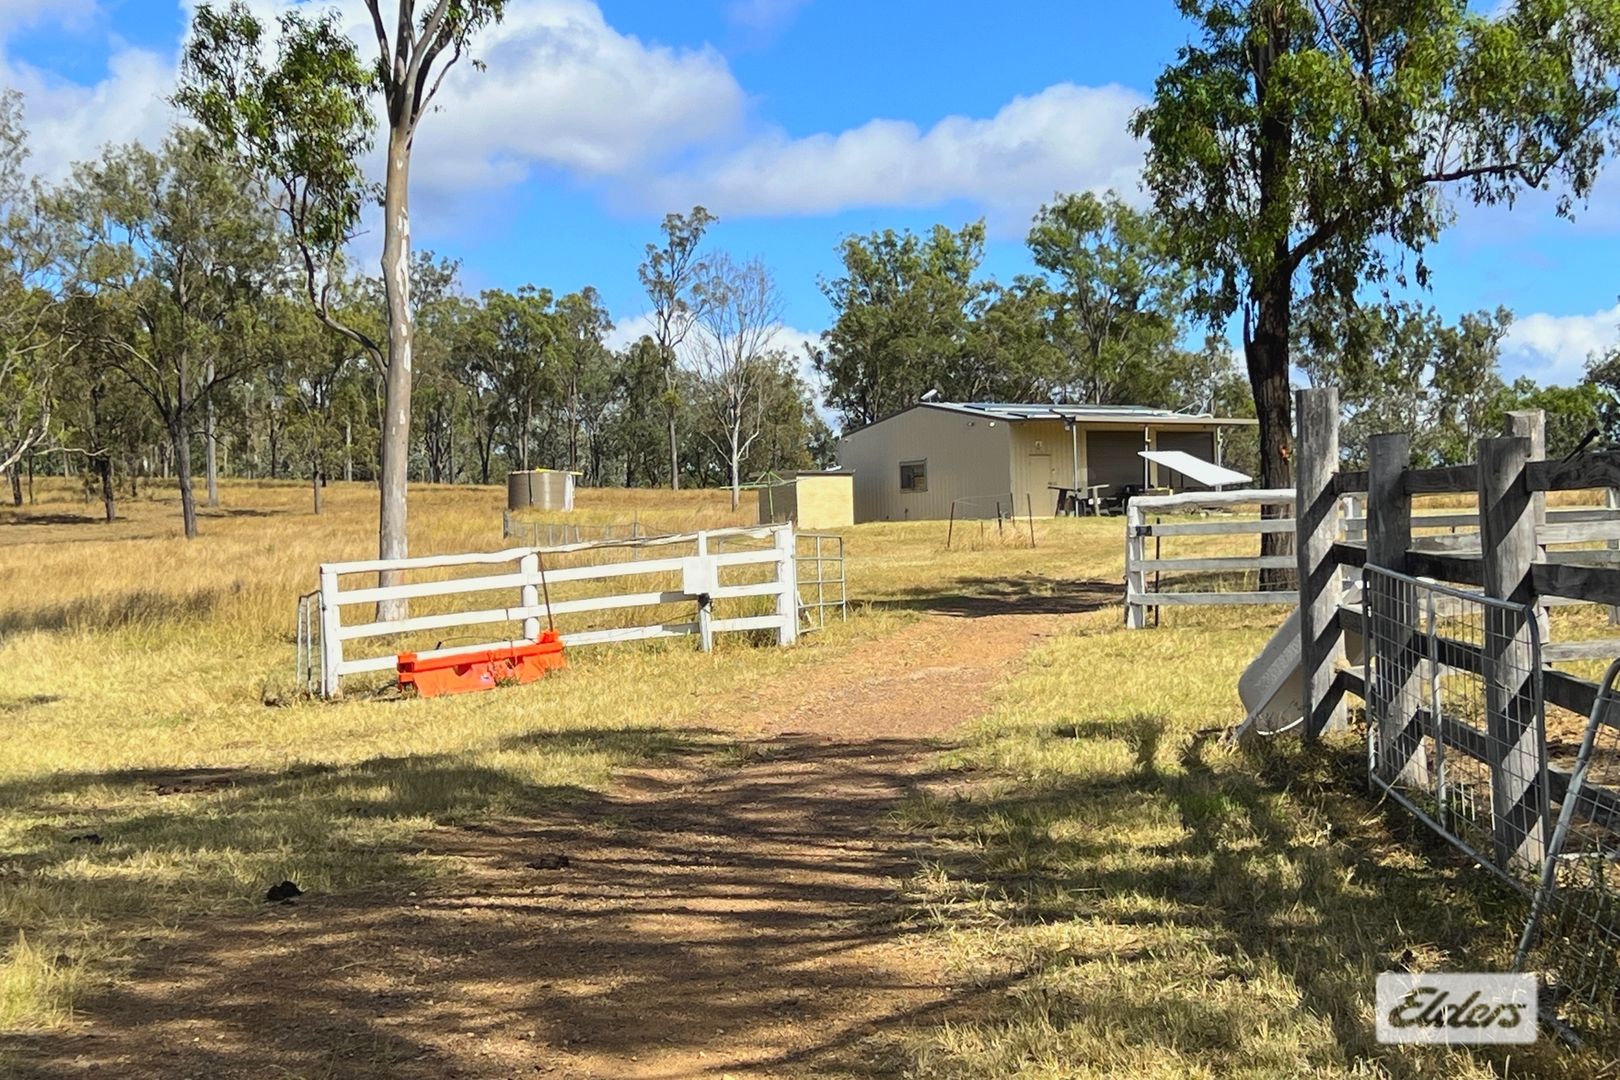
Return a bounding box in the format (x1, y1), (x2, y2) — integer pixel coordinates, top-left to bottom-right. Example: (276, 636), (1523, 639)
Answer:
(1085, 428), (1151, 495)
(837, 407), (1012, 522)
(1152, 430), (1219, 490)
(793, 474), (854, 528)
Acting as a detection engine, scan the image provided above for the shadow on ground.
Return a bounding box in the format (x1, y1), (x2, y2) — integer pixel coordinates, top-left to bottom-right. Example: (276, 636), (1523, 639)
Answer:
(875, 575), (1119, 617)
(895, 715), (1560, 1077)
(7, 731), (985, 1079)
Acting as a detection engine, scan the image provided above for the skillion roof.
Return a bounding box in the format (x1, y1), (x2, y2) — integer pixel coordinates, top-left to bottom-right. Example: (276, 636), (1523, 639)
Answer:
(842, 401), (1258, 437)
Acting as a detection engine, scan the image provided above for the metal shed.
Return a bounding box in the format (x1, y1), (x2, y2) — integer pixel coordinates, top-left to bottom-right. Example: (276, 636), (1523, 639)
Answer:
(834, 402), (1256, 523)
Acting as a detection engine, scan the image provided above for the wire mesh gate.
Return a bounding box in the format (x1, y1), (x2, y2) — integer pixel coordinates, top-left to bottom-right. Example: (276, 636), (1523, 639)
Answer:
(1518, 660), (1620, 1022)
(1362, 565), (1549, 893)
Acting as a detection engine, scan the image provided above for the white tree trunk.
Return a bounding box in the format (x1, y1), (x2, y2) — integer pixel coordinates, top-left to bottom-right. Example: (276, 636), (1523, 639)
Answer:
(204, 357), (219, 508)
(377, 127), (414, 619)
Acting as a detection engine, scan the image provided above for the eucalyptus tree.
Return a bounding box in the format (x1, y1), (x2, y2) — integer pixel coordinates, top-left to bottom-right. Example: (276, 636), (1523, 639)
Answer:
(1133, 0), (1620, 494)
(0, 90), (64, 481)
(180, 0), (507, 609)
(813, 221), (991, 429)
(1297, 296), (1511, 466)
(553, 287), (614, 477)
(54, 130), (278, 538)
(639, 206), (716, 489)
(1025, 191), (1192, 404)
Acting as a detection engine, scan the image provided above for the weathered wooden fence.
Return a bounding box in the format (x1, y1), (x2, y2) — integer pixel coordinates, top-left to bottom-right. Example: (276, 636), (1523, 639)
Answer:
(1290, 388), (1620, 1021)
(1299, 400), (1618, 870)
(309, 524), (799, 698)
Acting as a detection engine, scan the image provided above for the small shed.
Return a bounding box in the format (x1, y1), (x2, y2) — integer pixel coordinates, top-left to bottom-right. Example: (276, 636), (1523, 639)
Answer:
(835, 402), (1256, 522)
(507, 469), (577, 512)
(758, 471), (854, 529)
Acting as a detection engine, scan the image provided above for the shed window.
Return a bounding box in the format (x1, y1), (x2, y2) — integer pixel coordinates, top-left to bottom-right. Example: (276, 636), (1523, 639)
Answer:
(899, 459), (927, 493)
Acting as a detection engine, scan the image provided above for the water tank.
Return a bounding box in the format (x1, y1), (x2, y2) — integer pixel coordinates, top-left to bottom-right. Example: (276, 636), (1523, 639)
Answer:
(507, 469), (575, 512)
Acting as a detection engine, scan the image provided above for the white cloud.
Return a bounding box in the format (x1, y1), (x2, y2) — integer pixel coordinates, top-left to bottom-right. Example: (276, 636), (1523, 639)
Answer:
(0, 44), (177, 180)
(726, 0), (810, 35)
(408, 0), (744, 191)
(645, 82), (1147, 220)
(7, 0), (742, 194)
(0, 0), (98, 37)
(1503, 303), (1620, 384)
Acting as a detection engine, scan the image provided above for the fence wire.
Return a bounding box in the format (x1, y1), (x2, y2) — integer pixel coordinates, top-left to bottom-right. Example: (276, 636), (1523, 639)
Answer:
(1518, 659), (1620, 1023)
(502, 512), (651, 548)
(1363, 565), (1549, 893)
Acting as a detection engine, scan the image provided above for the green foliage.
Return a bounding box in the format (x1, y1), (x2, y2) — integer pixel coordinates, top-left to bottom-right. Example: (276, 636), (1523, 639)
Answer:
(813, 221), (994, 428)
(0, 89), (58, 474)
(1493, 378), (1606, 457)
(1024, 191), (1193, 403)
(178, 3), (375, 262)
(1133, 0), (1620, 483)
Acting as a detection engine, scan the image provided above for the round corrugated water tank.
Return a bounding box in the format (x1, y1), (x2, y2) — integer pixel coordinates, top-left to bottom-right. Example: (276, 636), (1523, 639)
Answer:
(507, 470), (574, 511)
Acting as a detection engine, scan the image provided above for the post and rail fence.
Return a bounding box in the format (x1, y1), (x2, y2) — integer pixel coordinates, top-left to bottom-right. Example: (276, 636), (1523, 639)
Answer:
(300, 524), (814, 699)
(1285, 388), (1620, 1022)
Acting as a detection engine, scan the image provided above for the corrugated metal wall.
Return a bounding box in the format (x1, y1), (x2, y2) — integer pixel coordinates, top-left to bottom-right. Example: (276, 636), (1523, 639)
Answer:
(1085, 428), (1150, 495)
(1153, 430), (1218, 490)
(836, 406), (1012, 521)
(1009, 420), (1081, 516)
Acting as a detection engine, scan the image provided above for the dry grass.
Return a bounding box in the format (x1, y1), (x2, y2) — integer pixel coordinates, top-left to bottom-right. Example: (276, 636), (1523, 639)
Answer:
(885, 606), (1613, 1078)
(3, 478), (1617, 1075)
(0, 477), (1113, 1032)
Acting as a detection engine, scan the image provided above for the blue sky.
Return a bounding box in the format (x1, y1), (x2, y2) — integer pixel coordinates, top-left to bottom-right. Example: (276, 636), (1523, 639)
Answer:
(4, 0), (1619, 388)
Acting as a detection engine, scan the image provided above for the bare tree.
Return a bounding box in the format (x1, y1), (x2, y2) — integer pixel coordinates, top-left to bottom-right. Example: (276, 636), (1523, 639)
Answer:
(690, 254), (783, 510)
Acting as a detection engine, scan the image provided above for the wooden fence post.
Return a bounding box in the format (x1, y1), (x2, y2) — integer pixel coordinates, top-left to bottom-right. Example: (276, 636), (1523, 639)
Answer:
(1477, 434), (1546, 873)
(1125, 501), (1146, 629)
(1609, 487), (1620, 626)
(695, 531), (714, 652)
(1368, 433), (1428, 784)
(774, 524), (799, 645)
(319, 565), (343, 699)
(1504, 410), (1550, 643)
(1296, 387), (1346, 738)
(519, 552), (540, 641)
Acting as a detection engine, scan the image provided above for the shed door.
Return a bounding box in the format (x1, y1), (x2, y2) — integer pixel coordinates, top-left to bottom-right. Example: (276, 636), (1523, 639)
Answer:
(1085, 430), (1147, 495)
(1155, 431), (1218, 490)
(1027, 453), (1051, 504)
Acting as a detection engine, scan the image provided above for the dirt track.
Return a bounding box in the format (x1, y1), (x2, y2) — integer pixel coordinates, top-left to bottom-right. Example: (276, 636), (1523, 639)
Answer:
(17, 609), (1076, 1079)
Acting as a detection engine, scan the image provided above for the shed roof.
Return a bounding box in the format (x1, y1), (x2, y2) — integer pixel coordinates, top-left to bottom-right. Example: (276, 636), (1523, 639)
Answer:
(841, 401), (1257, 438)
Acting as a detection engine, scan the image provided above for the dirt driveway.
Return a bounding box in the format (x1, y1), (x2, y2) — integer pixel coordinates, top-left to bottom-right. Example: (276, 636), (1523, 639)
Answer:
(16, 607), (1085, 1079)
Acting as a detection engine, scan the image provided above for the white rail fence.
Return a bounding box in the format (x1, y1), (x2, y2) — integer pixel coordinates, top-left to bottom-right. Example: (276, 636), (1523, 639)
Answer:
(1125, 489), (1297, 629)
(309, 524), (799, 698)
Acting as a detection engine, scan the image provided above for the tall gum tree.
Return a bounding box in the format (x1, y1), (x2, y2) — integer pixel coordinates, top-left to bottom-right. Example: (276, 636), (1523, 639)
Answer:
(639, 207), (715, 490)
(1132, 0), (1620, 504)
(179, 0), (506, 617)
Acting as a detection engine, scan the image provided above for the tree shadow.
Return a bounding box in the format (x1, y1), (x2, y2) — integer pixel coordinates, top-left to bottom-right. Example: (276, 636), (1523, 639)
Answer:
(4, 728), (991, 1078)
(0, 587), (224, 636)
(874, 576), (1120, 617)
(896, 712), (1554, 1075)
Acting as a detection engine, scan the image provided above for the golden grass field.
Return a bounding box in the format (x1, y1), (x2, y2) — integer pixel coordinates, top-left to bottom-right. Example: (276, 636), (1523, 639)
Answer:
(1, 476), (1617, 1076)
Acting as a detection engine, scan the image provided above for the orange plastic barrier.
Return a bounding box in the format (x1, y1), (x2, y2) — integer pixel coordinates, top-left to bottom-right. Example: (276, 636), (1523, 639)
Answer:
(397, 630), (566, 698)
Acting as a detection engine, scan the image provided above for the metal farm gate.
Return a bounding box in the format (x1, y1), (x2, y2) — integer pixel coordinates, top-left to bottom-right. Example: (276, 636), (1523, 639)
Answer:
(1362, 565), (1550, 892)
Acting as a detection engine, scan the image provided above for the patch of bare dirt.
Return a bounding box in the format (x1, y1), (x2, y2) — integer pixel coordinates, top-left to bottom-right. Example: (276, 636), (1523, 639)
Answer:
(14, 610), (1068, 1079)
